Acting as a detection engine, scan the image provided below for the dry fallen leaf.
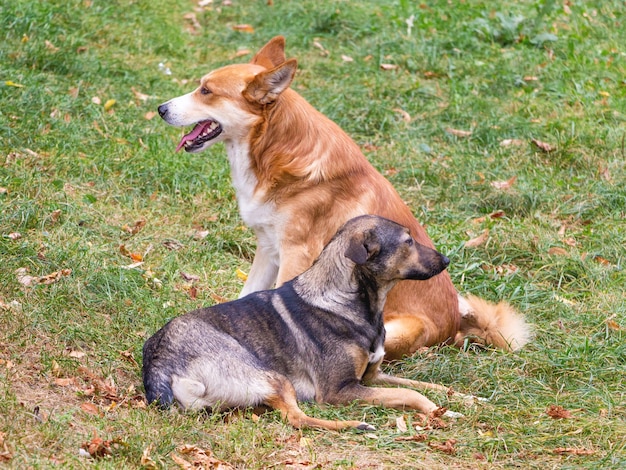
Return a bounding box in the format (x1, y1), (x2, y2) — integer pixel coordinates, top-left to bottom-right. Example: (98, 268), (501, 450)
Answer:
(78, 367), (119, 401)
(16, 267), (71, 286)
(174, 445), (234, 469)
(191, 229), (209, 240)
(121, 261), (144, 270)
(180, 271), (200, 282)
(380, 63), (399, 70)
(341, 54), (354, 62)
(464, 229), (489, 248)
(494, 264), (519, 276)
(122, 219), (146, 235)
(163, 239), (184, 250)
(54, 377), (76, 387)
(16, 268), (36, 287)
(172, 453), (193, 470)
(67, 350), (86, 359)
(231, 24), (254, 33)
(396, 415), (408, 433)
(563, 237), (577, 247)
(446, 127), (472, 138)
(429, 439), (457, 454)
(141, 444), (158, 469)
(0, 445), (11, 463)
(0, 300), (21, 311)
(236, 268), (248, 281)
(312, 40), (329, 56)
(119, 348), (138, 365)
(423, 70), (443, 79)
(233, 48), (251, 58)
(606, 319), (621, 331)
(593, 255), (611, 266)
(144, 111), (157, 120)
(548, 247), (568, 256)
(531, 138), (556, 152)
(553, 447), (595, 455)
(49, 209), (62, 223)
(45, 40), (59, 52)
(81, 432), (114, 458)
(7, 232), (21, 240)
(132, 87), (149, 102)
(188, 285), (198, 300)
(500, 138), (525, 147)
(546, 405), (572, 419)
(80, 402), (101, 416)
(393, 108), (411, 122)
(119, 244), (133, 258)
(103, 99), (116, 111)
(490, 175), (517, 190)
(183, 12), (201, 34)
(210, 293), (229, 304)
(394, 434), (428, 442)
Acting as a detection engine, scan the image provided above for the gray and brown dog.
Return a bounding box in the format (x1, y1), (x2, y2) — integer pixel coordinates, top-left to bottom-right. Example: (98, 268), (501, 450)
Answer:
(142, 215), (465, 431)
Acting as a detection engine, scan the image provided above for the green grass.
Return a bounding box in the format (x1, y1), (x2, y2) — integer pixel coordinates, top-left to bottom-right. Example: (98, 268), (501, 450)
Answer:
(1, 0), (625, 468)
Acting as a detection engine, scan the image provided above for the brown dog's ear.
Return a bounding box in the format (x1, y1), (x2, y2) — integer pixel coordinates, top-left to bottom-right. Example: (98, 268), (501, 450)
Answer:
(344, 233), (380, 265)
(244, 59), (297, 105)
(251, 36), (286, 69)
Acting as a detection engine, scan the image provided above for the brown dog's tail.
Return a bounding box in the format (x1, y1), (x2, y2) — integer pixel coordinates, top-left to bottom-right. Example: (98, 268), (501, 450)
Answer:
(455, 295), (532, 351)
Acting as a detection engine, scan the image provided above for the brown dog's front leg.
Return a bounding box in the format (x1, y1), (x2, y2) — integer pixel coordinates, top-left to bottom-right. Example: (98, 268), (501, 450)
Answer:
(360, 364), (468, 417)
(336, 383), (441, 415)
(370, 372), (485, 406)
(240, 245), (279, 297)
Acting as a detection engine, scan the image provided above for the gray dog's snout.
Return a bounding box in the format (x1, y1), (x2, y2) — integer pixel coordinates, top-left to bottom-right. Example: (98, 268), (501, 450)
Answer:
(157, 104), (168, 119)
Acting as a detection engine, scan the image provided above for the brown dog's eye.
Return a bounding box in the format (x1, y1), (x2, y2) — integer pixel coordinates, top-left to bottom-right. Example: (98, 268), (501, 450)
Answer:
(200, 87), (211, 95)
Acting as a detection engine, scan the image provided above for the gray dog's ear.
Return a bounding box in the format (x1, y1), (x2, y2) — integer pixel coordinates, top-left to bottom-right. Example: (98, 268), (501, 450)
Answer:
(344, 233), (380, 265)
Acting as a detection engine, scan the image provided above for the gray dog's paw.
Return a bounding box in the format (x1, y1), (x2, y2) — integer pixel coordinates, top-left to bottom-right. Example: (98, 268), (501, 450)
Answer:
(443, 410), (464, 419)
(357, 422), (376, 431)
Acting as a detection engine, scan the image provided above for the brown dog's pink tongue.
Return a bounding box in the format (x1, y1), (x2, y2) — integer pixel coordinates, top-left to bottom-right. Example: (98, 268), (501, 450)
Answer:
(175, 122), (206, 152)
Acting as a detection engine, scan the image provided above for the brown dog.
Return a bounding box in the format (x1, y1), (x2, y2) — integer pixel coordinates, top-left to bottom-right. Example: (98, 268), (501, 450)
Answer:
(157, 36), (531, 359)
(143, 215), (471, 430)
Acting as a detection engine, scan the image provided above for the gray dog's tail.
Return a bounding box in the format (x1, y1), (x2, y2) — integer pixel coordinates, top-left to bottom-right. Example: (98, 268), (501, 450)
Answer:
(143, 369), (174, 407)
(142, 340), (174, 407)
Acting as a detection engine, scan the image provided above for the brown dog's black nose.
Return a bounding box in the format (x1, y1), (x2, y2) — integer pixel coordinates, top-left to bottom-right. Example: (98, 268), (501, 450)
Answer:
(441, 255), (450, 268)
(157, 104), (168, 119)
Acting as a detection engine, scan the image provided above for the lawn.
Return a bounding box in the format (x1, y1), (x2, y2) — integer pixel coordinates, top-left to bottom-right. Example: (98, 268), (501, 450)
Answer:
(1, 0), (625, 468)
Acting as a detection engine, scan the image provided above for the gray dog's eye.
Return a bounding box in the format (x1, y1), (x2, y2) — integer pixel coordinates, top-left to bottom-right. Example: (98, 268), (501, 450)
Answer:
(405, 238), (413, 246)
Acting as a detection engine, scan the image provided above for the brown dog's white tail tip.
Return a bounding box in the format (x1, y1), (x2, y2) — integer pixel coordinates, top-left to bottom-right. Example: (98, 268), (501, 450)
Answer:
(455, 295), (532, 351)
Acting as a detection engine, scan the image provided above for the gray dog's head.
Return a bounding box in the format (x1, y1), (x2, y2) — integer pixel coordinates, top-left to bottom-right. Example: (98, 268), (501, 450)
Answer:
(340, 215), (449, 283)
